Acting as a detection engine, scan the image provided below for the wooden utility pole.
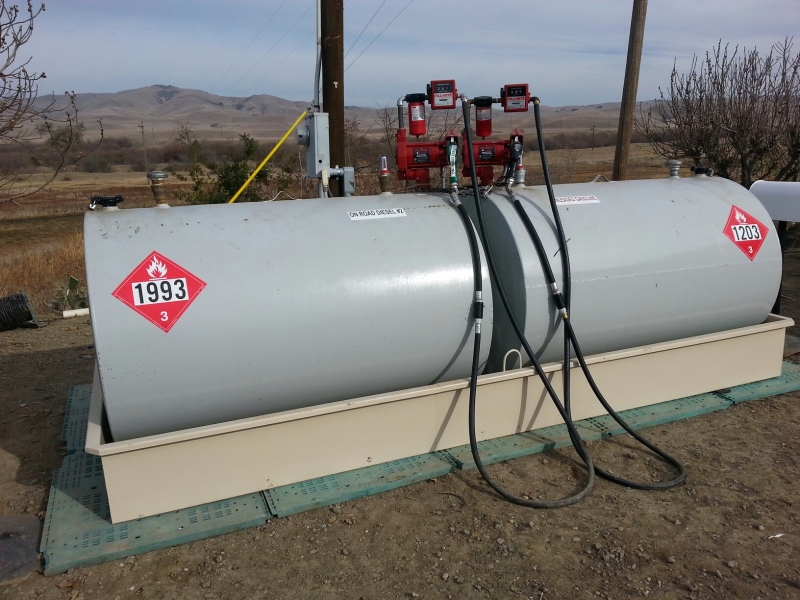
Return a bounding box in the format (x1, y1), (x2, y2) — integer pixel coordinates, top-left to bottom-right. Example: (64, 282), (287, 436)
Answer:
(138, 122), (149, 173)
(321, 0), (344, 196)
(612, 0), (647, 181)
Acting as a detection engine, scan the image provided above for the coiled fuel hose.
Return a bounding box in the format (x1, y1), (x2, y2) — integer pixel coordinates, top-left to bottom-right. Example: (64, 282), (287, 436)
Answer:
(456, 96), (686, 508)
(516, 99), (687, 490)
(454, 98), (596, 508)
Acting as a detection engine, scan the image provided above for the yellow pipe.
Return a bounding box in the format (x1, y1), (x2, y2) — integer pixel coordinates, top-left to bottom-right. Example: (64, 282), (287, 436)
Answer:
(228, 110), (308, 204)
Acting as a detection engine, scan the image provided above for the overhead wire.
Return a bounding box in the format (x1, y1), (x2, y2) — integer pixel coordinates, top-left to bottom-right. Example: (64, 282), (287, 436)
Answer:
(210, 0), (290, 93)
(344, 0), (387, 59)
(345, 0), (415, 72)
(243, 30), (314, 95)
(224, 0), (315, 96)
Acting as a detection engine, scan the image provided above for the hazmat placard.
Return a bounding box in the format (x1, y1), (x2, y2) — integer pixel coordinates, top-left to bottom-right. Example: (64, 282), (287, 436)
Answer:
(112, 251), (206, 332)
(723, 205), (768, 261)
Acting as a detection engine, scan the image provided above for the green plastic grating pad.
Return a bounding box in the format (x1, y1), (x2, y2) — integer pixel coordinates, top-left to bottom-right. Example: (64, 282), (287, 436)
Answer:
(264, 453), (454, 518)
(61, 384), (92, 454)
(41, 452), (269, 576)
(444, 392), (732, 470)
(715, 360), (800, 404)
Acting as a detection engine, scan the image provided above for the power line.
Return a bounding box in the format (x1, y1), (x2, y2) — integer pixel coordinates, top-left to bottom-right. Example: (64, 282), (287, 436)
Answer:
(210, 0), (290, 93)
(343, 0), (387, 59)
(244, 0), (352, 97)
(224, 0), (315, 96)
(345, 0), (414, 72)
(244, 30), (315, 95)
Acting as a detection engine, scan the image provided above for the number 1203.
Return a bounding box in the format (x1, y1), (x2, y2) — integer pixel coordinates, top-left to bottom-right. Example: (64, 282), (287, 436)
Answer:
(132, 278), (187, 305)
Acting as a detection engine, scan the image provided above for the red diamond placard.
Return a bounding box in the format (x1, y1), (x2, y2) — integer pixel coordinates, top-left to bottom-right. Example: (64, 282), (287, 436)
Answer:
(722, 205), (769, 261)
(112, 251), (206, 332)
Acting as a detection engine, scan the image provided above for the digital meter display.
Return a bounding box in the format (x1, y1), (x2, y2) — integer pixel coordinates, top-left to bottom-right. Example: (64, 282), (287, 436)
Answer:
(428, 79), (457, 110)
(502, 83), (530, 112)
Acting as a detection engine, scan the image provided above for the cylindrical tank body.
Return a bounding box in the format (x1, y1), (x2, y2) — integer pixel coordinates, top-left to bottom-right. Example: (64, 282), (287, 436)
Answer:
(473, 177), (782, 372)
(85, 195), (493, 441)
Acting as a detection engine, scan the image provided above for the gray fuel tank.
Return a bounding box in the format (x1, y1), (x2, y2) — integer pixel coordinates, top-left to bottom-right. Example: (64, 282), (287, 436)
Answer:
(85, 195), (493, 441)
(475, 176), (782, 372)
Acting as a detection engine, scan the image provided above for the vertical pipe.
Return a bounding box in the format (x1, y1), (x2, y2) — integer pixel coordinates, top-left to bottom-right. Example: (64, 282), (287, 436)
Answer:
(612, 0), (647, 181)
(321, 0), (345, 197)
(772, 220), (787, 314)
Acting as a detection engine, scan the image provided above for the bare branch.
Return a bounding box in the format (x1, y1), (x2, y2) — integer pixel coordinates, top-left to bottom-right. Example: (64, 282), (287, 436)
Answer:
(635, 38), (800, 186)
(0, 4), (104, 204)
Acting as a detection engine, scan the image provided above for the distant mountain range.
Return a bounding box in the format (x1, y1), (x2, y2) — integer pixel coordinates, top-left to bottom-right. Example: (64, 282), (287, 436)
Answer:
(33, 85), (649, 143)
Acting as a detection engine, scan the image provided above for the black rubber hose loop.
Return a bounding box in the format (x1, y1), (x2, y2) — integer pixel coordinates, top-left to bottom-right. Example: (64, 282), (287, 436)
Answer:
(0, 292), (37, 332)
(518, 103), (688, 490)
(459, 99), (596, 508)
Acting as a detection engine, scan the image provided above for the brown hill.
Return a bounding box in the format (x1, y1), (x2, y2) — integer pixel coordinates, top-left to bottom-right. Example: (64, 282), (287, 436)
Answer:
(34, 85), (655, 144)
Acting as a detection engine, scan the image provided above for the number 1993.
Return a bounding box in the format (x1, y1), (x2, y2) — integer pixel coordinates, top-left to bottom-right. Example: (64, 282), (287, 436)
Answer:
(132, 278), (187, 306)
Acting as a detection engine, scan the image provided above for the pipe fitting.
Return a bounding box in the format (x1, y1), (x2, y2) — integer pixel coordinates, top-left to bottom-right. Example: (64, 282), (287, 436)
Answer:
(147, 170), (169, 205)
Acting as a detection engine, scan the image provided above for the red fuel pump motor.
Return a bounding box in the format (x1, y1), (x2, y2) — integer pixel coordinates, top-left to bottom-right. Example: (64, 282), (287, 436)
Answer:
(396, 128), (457, 186)
(461, 129), (524, 186)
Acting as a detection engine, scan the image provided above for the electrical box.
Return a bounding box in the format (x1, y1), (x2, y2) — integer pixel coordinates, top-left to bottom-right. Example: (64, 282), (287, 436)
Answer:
(298, 112), (330, 179)
(501, 84), (530, 112)
(427, 80), (457, 110)
(341, 166), (355, 196)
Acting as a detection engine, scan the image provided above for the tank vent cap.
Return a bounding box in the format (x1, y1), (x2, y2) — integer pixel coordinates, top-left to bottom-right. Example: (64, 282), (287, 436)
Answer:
(666, 159), (682, 177)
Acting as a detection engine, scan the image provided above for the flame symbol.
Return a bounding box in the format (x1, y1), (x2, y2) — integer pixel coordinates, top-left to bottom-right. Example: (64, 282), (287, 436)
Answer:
(146, 256), (168, 279)
(734, 209), (747, 224)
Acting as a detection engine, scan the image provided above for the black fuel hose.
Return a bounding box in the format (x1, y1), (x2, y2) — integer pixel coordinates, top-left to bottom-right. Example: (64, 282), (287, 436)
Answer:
(457, 100), (596, 508)
(500, 100), (687, 490)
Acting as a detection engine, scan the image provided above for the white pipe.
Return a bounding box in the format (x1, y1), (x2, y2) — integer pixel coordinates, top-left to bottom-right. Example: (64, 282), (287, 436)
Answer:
(63, 308), (90, 318)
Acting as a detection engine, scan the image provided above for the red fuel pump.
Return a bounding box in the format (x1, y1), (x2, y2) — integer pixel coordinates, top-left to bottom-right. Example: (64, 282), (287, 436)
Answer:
(461, 129), (524, 186)
(395, 80), (459, 187)
(396, 128), (458, 186)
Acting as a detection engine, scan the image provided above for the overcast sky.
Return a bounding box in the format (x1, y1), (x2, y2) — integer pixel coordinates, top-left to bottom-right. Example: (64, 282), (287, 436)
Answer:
(27, 0), (800, 107)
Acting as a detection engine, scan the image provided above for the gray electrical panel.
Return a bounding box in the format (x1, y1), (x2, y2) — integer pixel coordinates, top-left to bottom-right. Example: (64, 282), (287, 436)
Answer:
(297, 112), (330, 179)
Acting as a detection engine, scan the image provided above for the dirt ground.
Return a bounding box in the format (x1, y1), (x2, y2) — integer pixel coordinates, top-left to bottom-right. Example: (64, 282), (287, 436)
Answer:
(1, 238), (800, 600)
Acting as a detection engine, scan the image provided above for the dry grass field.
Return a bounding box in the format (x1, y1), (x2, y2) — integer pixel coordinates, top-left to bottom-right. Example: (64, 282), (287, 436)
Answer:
(0, 142), (667, 315)
(0, 176), (191, 312)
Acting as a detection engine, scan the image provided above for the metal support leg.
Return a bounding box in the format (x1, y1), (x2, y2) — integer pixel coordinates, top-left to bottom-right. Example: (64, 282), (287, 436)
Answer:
(772, 220), (787, 314)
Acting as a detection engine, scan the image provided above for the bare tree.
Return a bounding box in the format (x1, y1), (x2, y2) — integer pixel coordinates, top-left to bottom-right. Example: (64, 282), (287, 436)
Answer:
(374, 104), (397, 160)
(636, 39), (800, 187)
(421, 107), (463, 142)
(0, 2), (103, 205)
(344, 108), (379, 174)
